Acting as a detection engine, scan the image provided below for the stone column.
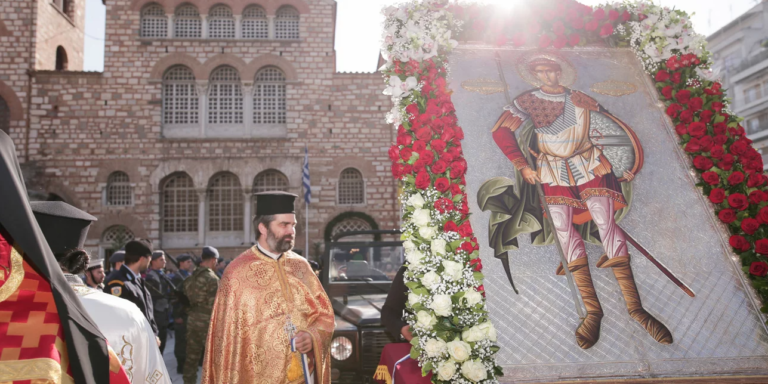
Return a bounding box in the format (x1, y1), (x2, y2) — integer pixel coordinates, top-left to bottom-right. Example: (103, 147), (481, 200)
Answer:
(167, 14), (174, 38)
(197, 188), (207, 246)
(242, 83), (253, 137)
(196, 81), (209, 137)
(201, 14), (208, 38)
(268, 15), (275, 39)
(234, 15), (242, 39)
(243, 187), (252, 244)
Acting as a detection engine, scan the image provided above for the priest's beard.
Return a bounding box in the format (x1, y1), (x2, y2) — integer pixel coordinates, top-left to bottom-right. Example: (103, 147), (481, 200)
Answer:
(267, 227), (294, 253)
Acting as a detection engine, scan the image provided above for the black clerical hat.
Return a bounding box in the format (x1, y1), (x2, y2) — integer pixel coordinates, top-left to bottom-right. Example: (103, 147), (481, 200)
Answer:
(30, 201), (97, 255)
(125, 239), (153, 257)
(255, 191), (297, 216)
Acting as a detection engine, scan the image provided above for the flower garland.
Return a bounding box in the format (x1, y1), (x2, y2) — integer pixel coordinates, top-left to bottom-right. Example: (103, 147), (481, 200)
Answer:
(382, 1), (768, 383)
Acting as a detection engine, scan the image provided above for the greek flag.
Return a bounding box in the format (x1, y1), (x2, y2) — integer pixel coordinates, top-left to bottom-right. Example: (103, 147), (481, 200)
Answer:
(302, 146), (311, 204)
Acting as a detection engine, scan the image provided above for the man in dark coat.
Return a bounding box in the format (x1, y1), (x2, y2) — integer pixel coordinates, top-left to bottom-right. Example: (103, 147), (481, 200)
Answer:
(145, 250), (173, 353)
(171, 253), (193, 374)
(0, 131), (116, 384)
(103, 239), (160, 338)
(381, 265), (413, 342)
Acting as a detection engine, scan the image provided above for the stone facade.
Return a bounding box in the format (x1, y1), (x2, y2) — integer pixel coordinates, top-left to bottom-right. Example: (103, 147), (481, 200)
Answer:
(0, 0), (399, 261)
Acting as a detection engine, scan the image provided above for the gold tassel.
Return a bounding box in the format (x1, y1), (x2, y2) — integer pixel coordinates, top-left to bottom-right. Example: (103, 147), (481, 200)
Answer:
(287, 351), (303, 381)
(373, 365), (392, 384)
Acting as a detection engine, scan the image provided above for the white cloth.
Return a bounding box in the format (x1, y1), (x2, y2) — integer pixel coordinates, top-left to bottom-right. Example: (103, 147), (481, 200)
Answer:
(67, 278), (171, 384)
(256, 243), (282, 260)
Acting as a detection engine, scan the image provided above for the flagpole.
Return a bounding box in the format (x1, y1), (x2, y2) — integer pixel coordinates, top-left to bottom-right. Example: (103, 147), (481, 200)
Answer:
(303, 144), (311, 260)
(305, 200), (309, 260)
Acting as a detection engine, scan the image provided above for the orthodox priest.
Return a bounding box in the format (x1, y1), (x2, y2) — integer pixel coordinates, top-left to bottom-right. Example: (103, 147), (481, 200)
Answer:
(0, 131), (129, 384)
(202, 192), (334, 384)
(490, 53), (671, 349)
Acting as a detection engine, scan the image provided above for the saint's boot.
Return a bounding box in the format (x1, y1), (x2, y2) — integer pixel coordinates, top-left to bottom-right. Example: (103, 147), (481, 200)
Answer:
(562, 257), (604, 349)
(598, 254), (673, 344)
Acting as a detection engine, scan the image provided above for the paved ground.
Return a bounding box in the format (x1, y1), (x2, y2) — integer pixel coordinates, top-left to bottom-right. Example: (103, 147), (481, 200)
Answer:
(162, 330), (202, 384)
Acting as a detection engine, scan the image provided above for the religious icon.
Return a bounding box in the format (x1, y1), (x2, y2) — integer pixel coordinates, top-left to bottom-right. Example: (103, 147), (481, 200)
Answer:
(478, 51), (691, 349)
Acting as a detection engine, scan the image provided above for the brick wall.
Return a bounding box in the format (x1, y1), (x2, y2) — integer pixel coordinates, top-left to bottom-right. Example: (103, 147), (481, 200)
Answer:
(35, 0), (85, 70)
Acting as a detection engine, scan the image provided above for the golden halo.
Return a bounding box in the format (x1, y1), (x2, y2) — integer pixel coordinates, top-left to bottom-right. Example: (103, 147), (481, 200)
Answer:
(515, 51), (577, 88)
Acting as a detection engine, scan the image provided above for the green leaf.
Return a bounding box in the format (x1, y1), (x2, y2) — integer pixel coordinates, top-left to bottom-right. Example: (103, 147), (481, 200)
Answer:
(410, 346), (421, 360)
(405, 281), (421, 290)
(473, 272), (484, 284)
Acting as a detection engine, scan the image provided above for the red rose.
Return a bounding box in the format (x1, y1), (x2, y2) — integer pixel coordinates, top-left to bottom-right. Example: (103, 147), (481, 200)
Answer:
(700, 110), (714, 123)
(709, 188), (726, 204)
(468, 258), (483, 272)
(418, 150), (435, 166)
(593, 8), (606, 20)
(430, 139), (447, 153)
(671, 72), (682, 84)
(415, 127), (433, 141)
(415, 171), (431, 189)
(396, 133), (412, 147)
(750, 261), (768, 276)
(477, 284), (486, 297)
(661, 86), (674, 99)
(688, 97), (703, 112)
(749, 173), (767, 188)
(712, 122), (727, 135)
(655, 70), (670, 82)
(608, 9), (620, 21)
(711, 146), (725, 159)
(553, 35), (568, 49)
(538, 34), (552, 48)
(712, 102), (724, 112)
(388, 145), (400, 162)
(750, 191), (765, 206)
(434, 197), (453, 214)
(568, 33), (581, 46)
(400, 147), (414, 162)
(449, 183), (462, 197)
(450, 160), (467, 179)
(756, 240), (768, 255)
(675, 124), (688, 136)
(760, 206), (768, 224)
(458, 241), (474, 254)
(718, 209), (737, 224)
(693, 155), (713, 170)
(687, 122), (706, 138)
(444, 221), (458, 232)
(412, 140), (426, 152)
(666, 103), (683, 118)
(713, 136), (728, 147)
(585, 19), (599, 31)
(599, 22), (614, 37)
(702, 171), (720, 185)
(698, 136), (714, 153)
(730, 235), (751, 252)
(742, 218), (761, 235)
(434, 177), (450, 192)
(675, 89), (691, 104)
(679, 110), (693, 124)
(728, 193), (749, 210)
(391, 163), (404, 178)
(730, 139), (750, 156)
(728, 171), (745, 185)
(458, 221), (473, 238)
(622, 10), (631, 21)
(431, 160), (448, 174)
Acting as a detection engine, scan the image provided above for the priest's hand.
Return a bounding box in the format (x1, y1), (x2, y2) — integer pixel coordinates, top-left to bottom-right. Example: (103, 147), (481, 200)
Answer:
(295, 331), (313, 354)
(400, 325), (413, 342)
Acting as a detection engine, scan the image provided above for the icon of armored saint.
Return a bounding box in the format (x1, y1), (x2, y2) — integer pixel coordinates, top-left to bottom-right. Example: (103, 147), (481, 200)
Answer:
(483, 52), (673, 349)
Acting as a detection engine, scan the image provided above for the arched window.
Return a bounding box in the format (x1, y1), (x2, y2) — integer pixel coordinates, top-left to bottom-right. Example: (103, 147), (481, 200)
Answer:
(242, 5), (268, 39)
(331, 217), (373, 238)
(338, 168), (364, 205)
(55, 46), (68, 71)
(275, 6), (299, 40)
(106, 171), (133, 206)
(163, 66), (198, 125)
(208, 5), (235, 39)
(208, 172), (243, 232)
(162, 173), (198, 233)
(208, 66), (243, 125)
(101, 225), (134, 261)
(0, 96), (9, 134)
(140, 4), (167, 38)
(253, 67), (286, 125)
(61, 0), (73, 17)
(174, 4), (202, 38)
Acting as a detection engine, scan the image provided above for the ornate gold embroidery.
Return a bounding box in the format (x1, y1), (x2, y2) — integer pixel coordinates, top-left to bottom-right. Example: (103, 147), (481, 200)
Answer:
(0, 243), (24, 303)
(248, 262), (275, 287)
(146, 369), (163, 384)
(119, 335), (134, 381)
(0, 358), (61, 383)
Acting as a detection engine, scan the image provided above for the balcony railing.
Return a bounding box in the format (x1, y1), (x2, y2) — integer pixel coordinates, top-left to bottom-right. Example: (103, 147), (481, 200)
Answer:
(730, 49), (768, 76)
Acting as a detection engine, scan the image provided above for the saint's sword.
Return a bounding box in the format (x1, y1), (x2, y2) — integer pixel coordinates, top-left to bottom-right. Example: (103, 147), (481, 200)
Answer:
(495, 52), (586, 319)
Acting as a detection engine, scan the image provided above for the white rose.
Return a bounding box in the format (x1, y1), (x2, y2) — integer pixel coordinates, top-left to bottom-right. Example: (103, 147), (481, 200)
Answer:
(408, 293), (421, 307)
(463, 290), (482, 307)
(407, 193), (426, 208)
(424, 338), (447, 357)
(446, 340), (471, 362)
(430, 238), (447, 256)
(403, 240), (416, 252)
(436, 359), (457, 381)
(442, 260), (463, 281)
(406, 249), (424, 267)
(429, 294), (453, 317)
(461, 325), (486, 342)
(416, 310), (437, 329)
(421, 271), (441, 290)
(419, 226), (438, 240)
(478, 322), (497, 342)
(412, 209), (431, 227)
(461, 360), (488, 382)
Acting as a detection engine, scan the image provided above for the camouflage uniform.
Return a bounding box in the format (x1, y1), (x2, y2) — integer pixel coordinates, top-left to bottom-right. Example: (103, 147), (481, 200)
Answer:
(171, 270), (190, 373)
(182, 266), (219, 384)
(145, 267), (172, 353)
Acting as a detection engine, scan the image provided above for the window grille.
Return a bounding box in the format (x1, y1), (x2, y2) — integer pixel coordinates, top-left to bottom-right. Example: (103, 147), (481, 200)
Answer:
(208, 66), (243, 124)
(242, 6), (268, 39)
(174, 5), (202, 38)
(163, 66), (198, 125)
(275, 6), (299, 39)
(0, 96), (8, 134)
(252, 170), (289, 214)
(101, 226), (135, 248)
(162, 173), (198, 233)
(208, 173), (244, 232)
(338, 168), (364, 205)
(208, 5), (235, 39)
(331, 218), (372, 238)
(106, 171), (133, 206)
(140, 4), (167, 38)
(253, 67), (286, 124)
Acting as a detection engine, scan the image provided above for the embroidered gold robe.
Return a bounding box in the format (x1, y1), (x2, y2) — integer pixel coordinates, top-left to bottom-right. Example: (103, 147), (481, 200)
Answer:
(201, 247), (334, 384)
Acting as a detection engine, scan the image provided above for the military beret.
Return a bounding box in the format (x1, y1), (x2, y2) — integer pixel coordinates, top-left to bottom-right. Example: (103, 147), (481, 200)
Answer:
(125, 239), (152, 257)
(109, 250), (125, 264)
(152, 250), (166, 260)
(177, 254), (193, 263)
(201, 246), (219, 260)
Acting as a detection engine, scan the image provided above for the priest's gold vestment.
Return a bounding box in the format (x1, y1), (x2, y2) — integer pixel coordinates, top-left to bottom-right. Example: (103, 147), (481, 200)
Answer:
(201, 247), (334, 384)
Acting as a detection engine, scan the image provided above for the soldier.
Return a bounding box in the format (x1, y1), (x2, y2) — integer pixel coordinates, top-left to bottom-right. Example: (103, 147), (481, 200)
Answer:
(104, 239), (160, 340)
(171, 253), (194, 374)
(84, 257), (106, 289)
(182, 246), (220, 384)
(110, 250), (125, 272)
(146, 250), (174, 353)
